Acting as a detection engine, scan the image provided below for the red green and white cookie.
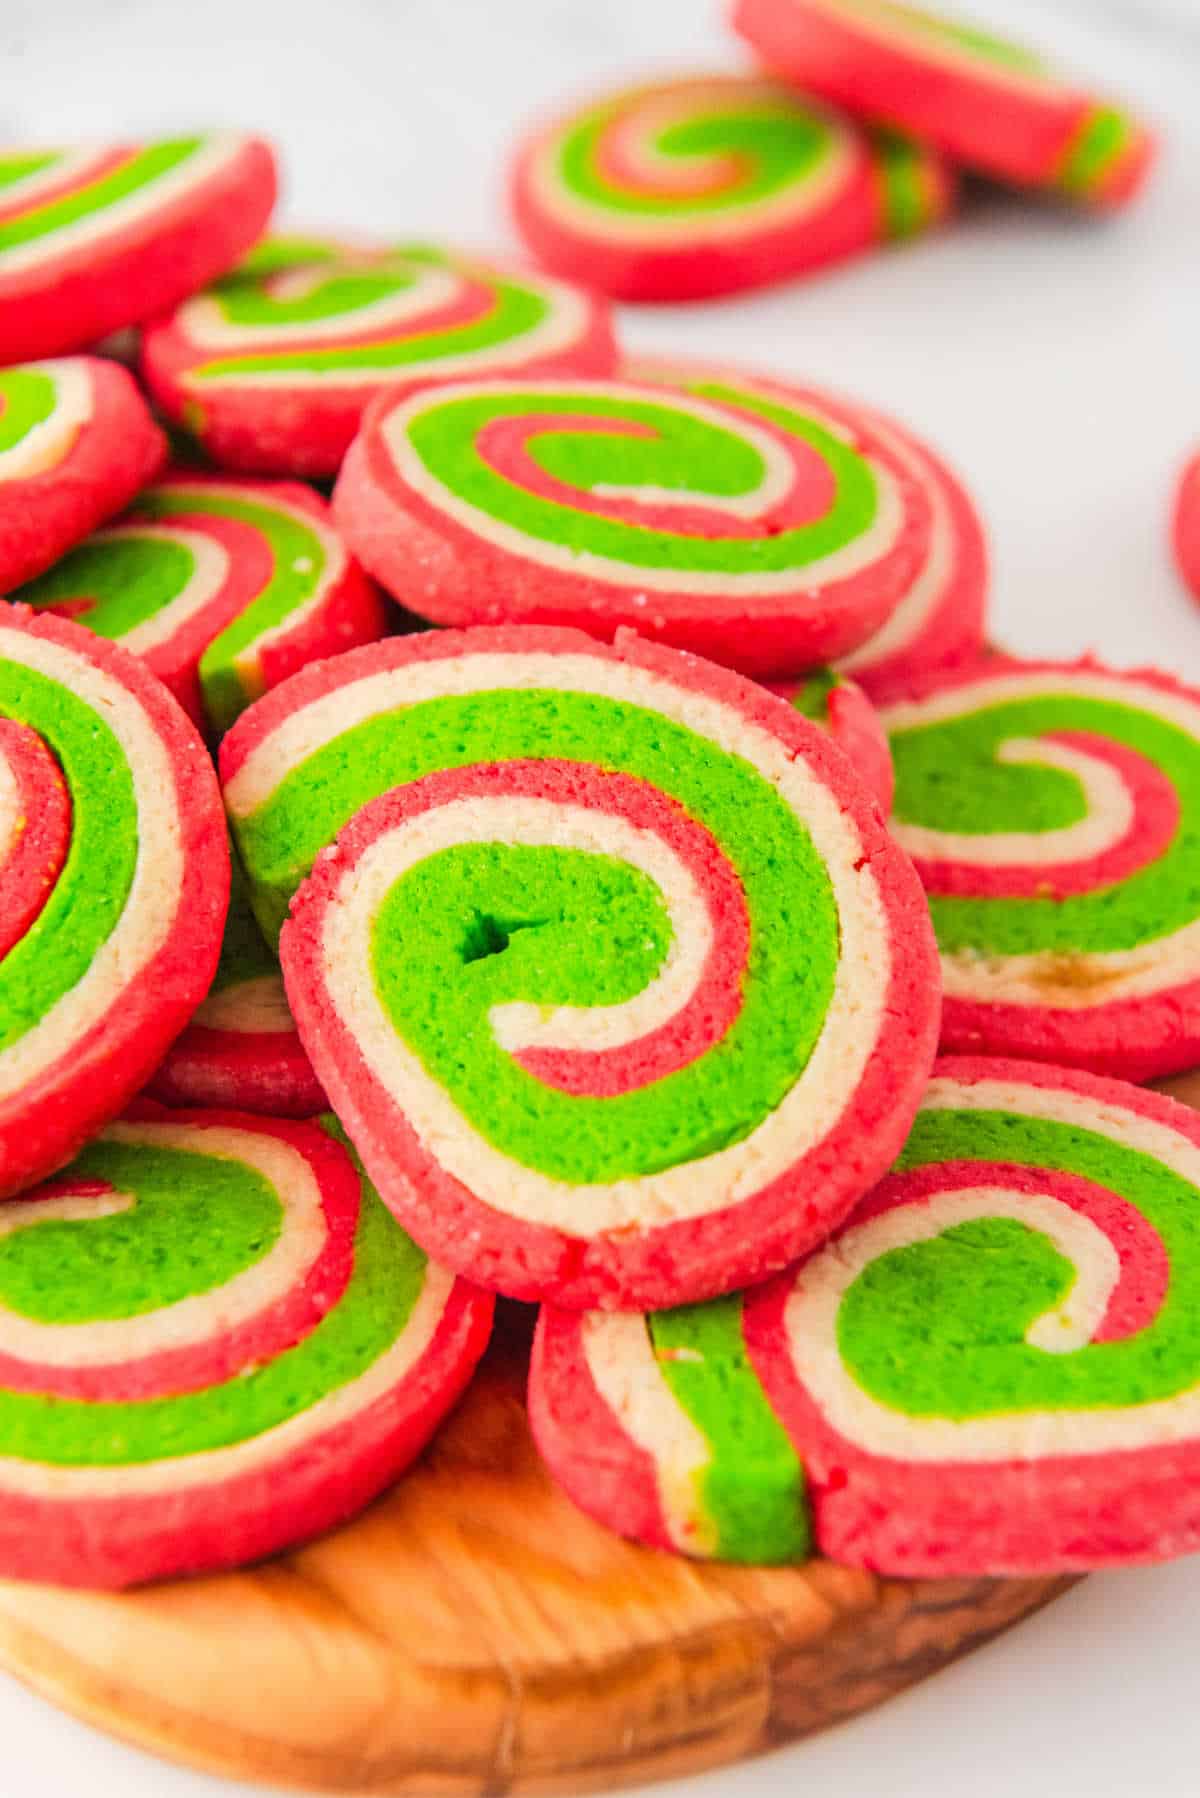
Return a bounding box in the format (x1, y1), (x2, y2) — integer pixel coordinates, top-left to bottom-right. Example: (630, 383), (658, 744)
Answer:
(531, 1293), (810, 1562)
(768, 667), (893, 812)
(882, 659), (1200, 1081)
(148, 855), (324, 1117)
(0, 136), (278, 362)
(140, 242), (616, 479)
(733, 0), (1155, 207)
(1173, 451), (1200, 604)
(332, 373), (935, 676)
(0, 604), (227, 1199)
(0, 1108), (492, 1587)
(220, 625), (941, 1310)
(626, 357), (988, 697)
(509, 73), (955, 302)
(0, 358), (165, 594)
(747, 1057), (1200, 1574)
(15, 473), (387, 735)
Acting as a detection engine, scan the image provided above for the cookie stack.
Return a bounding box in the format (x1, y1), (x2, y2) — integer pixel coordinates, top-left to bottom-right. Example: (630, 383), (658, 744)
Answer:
(0, 0), (1198, 1595)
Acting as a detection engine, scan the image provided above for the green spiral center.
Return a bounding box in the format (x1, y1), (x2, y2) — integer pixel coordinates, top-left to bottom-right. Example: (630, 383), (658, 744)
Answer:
(399, 381), (879, 574)
(890, 691), (1200, 954)
(236, 686), (840, 1183)
(557, 91), (833, 217)
(839, 1106), (1200, 1416)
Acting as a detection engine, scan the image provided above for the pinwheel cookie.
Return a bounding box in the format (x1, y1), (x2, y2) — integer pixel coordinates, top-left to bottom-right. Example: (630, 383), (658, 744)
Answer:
(0, 135), (277, 361)
(510, 73), (954, 301)
(733, 0), (1155, 207)
(148, 855), (324, 1117)
(625, 357), (988, 697)
(332, 372), (937, 676)
(141, 242), (616, 478)
(883, 658), (1200, 1081)
(535, 1060), (1200, 1575)
(0, 604), (227, 1198)
(0, 358), (165, 594)
(221, 624), (941, 1311)
(0, 1108), (493, 1587)
(16, 472), (386, 735)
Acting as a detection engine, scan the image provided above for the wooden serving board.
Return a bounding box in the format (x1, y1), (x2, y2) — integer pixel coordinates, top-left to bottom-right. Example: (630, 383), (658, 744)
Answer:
(1, 1067), (1196, 1797)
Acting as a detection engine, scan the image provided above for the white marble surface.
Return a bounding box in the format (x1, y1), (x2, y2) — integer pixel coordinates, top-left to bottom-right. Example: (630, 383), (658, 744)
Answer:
(2, 2), (1199, 1795)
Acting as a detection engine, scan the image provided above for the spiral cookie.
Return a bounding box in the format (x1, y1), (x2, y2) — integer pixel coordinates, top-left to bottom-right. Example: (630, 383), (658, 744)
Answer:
(0, 359), (165, 594)
(0, 604), (228, 1198)
(16, 473), (387, 736)
(509, 74), (955, 302)
(140, 242), (616, 478)
(733, 0), (1155, 207)
(745, 1057), (1200, 1574)
(0, 136), (277, 361)
(531, 1295), (810, 1562)
(627, 357), (988, 696)
(148, 856), (324, 1117)
(0, 1108), (493, 1586)
(220, 625), (941, 1309)
(882, 659), (1200, 1081)
(768, 667), (893, 812)
(332, 374), (934, 676)
(1173, 452), (1200, 604)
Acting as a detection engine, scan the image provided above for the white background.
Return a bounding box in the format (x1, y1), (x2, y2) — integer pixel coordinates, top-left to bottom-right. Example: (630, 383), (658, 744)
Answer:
(2, 1), (1199, 1794)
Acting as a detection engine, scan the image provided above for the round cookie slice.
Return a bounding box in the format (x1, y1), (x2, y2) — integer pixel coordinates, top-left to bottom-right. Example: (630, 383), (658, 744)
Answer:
(220, 625), (941, 1311)
(148, 855), (324, 1117)
(882, 658), (1200, 1081)
(747, 1057), (1200, 1575)
(16, 472), (387, 736)
(332, 373), (934, 676)
(768, 667), (893, 812)
(509, 73), (955, 302)
(0, 603), (228, 1198)
(0, 136), (277, 362)
(733, 0), (1155, 207)
(1173, 451), (1200, 603)
(0, 358), (166, 594)
(0, 1107), (493, 1587)
(625, 356), (988, 697)
(140, 242), (616, 478)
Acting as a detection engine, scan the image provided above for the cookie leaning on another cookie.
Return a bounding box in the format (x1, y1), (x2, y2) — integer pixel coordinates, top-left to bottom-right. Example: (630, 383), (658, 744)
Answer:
(732, 0), (1155, 207)
(510, 73), (954, 302)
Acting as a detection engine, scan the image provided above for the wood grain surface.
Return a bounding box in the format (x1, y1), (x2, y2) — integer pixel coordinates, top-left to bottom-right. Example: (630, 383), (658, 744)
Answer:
(3, 1071), (1196, 1794)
